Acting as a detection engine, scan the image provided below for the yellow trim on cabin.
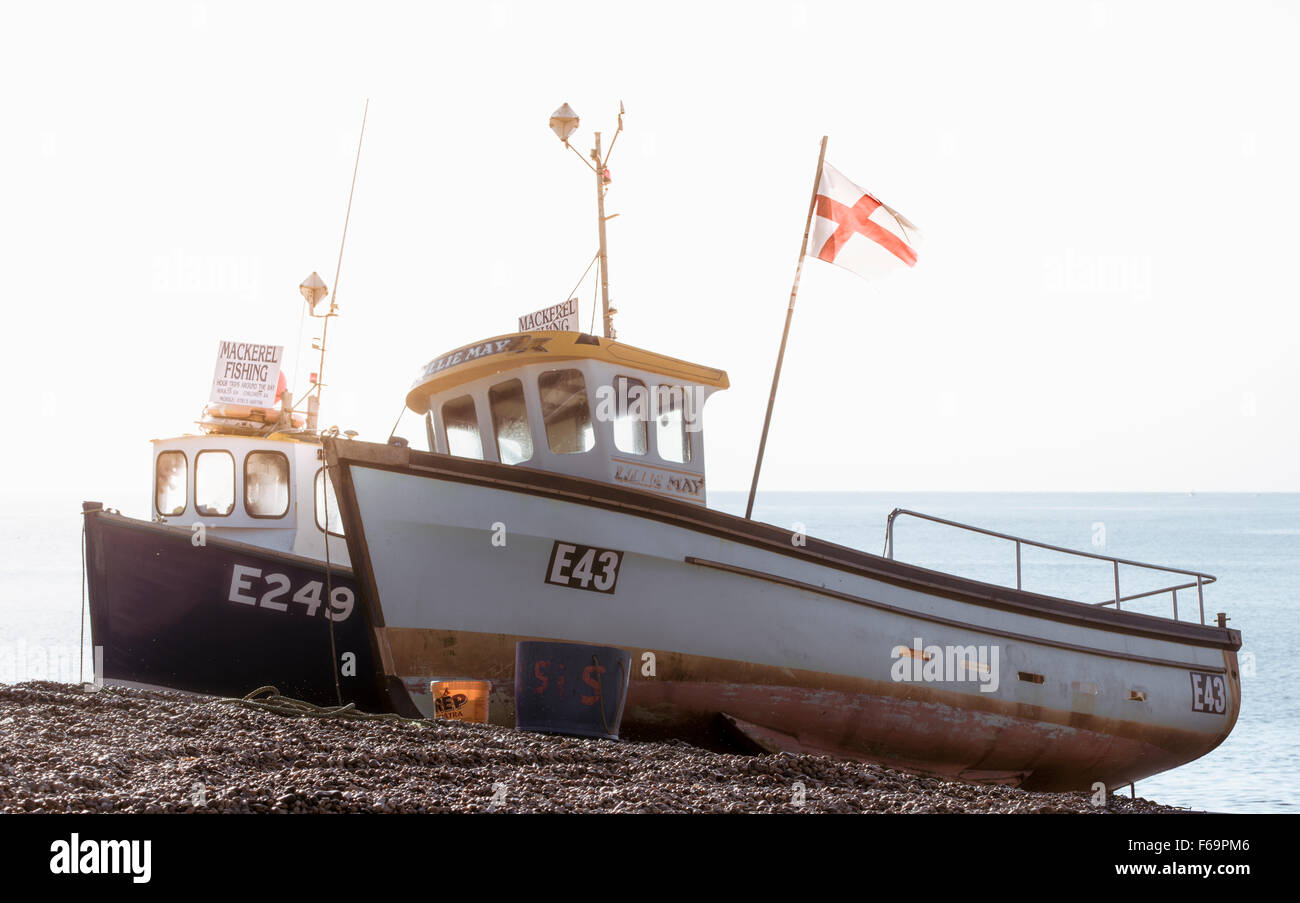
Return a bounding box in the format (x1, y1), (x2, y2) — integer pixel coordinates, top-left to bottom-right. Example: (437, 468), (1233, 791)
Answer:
(149, 431), (320, 445)
(265, 431), (322, 444)
(405, 331), (730, 414)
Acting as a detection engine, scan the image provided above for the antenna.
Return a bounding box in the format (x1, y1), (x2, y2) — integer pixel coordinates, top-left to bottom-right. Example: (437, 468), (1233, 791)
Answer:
(303, 99), (369, 431)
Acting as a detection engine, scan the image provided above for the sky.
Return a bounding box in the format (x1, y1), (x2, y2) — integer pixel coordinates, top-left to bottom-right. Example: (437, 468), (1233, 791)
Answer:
(2, 0), (1297, 505)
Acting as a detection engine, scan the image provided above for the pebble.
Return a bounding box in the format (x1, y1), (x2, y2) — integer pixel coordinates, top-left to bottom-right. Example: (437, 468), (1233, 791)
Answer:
(0, 681), (1181, 814)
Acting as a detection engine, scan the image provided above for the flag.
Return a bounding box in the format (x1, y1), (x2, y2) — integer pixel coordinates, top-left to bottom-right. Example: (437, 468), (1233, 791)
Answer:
(809, 162), (919, 281)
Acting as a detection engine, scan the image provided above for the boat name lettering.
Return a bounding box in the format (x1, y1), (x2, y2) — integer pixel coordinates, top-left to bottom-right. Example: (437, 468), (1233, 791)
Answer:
(1189, 670), (1227, 714)
(544, 541), (622, 594)
(416, 335), (553, 381)
(612, 464), (703, 499)
(227, 564), (355, 621)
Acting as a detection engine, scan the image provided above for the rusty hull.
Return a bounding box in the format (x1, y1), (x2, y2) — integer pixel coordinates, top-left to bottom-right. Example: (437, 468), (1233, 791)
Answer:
(379, 626), (1241, 792)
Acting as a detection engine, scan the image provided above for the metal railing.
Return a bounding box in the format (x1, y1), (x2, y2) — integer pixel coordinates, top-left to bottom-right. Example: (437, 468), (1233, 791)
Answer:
(882, 508), (1217, 625)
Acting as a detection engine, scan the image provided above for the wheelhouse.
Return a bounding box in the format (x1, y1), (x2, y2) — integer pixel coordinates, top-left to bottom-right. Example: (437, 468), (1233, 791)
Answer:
(150, 433), (347, 563)
(405, 332), (729, 506)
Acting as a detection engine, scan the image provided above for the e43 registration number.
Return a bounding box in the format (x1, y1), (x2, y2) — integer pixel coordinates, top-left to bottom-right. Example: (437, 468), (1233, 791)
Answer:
(544, 541), (623, 594)
(1189, 670), (1227, 714)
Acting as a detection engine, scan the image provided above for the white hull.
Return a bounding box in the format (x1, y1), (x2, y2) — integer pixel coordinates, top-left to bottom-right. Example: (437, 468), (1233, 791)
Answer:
(330, 441), (1241, 790)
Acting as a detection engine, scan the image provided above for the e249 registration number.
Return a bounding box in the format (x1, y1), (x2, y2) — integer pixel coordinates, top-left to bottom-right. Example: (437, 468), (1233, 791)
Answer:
(228, 564), (355, 621)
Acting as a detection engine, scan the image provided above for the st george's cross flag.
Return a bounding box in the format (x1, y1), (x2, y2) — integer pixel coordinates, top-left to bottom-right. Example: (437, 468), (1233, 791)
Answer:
(809, 162), (920, 281)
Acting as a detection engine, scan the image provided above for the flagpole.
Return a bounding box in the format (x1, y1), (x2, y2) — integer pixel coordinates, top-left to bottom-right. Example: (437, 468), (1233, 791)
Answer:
(745, 135), (828, 520)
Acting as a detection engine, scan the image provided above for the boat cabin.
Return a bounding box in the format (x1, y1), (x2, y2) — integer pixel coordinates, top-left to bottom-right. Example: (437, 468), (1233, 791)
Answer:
(405, 331), (729, 506)
(150, 431), (348, 564)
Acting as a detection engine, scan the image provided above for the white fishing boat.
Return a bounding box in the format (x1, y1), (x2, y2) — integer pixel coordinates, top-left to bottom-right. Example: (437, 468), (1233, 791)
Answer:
(322, 107), (1242, 791)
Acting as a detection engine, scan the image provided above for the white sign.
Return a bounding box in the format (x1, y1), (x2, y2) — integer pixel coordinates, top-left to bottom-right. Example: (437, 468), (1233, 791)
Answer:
(210, 340), (283, 407)
(518, 298), (580, 333)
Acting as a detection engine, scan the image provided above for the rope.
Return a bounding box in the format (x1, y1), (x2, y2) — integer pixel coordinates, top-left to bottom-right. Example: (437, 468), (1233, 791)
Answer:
(216, 685), (431, 726)
(384, 401), (406, 444)
(563, 249), (600, 318)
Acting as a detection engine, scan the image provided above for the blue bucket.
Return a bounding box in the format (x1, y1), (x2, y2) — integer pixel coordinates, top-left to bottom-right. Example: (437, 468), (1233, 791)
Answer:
(514, 641), (632, 740)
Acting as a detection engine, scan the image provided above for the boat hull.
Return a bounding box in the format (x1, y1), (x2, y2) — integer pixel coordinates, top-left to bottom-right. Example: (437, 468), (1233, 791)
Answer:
(83, 506), (393, 711)
(327, 442), (1243, 791)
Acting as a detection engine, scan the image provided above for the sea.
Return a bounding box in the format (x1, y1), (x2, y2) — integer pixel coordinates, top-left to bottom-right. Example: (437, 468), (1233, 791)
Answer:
(2, 487), (1294, 813)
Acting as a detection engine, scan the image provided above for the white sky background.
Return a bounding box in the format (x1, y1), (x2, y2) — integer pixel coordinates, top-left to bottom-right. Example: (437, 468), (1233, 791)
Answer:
(1, 0), (1297, 502)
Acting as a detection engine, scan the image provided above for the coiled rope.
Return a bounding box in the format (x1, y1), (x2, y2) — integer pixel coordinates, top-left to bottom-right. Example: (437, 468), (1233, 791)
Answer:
(216, 686), (431, 727)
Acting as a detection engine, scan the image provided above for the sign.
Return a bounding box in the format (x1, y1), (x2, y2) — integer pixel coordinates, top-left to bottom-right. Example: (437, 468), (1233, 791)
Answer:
(518, 298), (579, 333)
(544, 540), (623, 594)
(1189, 671), (1227, 714)
(413, 334), (553, 384)
(611, 459), (706, 504)
(210, 340), (283, 407)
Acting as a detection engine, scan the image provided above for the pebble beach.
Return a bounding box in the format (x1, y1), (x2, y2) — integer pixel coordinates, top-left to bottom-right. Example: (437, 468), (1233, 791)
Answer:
(0, 682), (1182, 814)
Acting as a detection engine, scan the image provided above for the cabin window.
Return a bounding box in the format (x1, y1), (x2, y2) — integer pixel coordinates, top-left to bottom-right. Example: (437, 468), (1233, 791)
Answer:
(195, 450), (236, 516)
(612, 375), (649, 456)
(655, 386), (694, 464)
(244, 451), (290, 518)
(441, 395), (483, 459)
(539, 369), (595, 455)
(155, 450), (187, 516)
(489, 379), (533, 465)
(314, 468), (346, 537)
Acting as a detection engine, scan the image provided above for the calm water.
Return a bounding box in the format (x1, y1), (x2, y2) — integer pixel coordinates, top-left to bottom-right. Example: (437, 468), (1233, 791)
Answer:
(1, 488), (1294, 812)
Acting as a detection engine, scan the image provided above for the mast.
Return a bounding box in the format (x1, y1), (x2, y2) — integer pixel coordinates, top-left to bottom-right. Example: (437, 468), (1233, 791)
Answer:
(593, 131), (614, 339)
(744, 135), (829, 519)
(300, 99), (368, 431)
(550, 101), (624, 339)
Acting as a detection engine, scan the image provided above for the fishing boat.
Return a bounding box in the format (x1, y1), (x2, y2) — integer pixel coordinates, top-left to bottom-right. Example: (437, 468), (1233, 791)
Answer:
(81, 319), (395, 709)
(82, 416), (388, 710)
(83, 105), (393, 710)
(320, 106), (1242, 791)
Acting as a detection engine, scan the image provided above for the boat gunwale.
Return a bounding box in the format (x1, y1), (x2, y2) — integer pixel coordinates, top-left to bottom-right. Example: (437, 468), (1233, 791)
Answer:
(81, 507), (356, 578)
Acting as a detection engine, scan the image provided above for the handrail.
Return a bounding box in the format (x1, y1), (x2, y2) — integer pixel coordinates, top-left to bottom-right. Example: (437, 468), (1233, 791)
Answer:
(882, 508), (1216, 625)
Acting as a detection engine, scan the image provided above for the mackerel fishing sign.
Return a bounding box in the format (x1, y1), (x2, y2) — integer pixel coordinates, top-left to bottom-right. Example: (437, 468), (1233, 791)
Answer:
(209, 340), (283, 407)
(518, 298), (579, 333)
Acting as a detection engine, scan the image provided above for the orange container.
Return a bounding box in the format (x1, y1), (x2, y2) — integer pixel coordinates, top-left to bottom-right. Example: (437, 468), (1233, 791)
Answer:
(430, 679), (491, 723)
